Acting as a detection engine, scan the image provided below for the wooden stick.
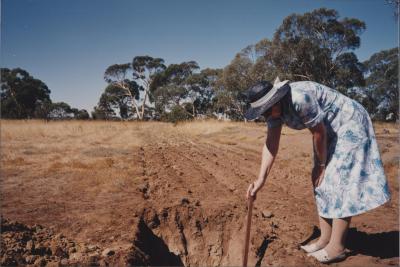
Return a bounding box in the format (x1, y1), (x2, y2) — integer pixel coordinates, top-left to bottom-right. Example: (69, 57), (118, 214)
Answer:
(243, 196), (254, 267)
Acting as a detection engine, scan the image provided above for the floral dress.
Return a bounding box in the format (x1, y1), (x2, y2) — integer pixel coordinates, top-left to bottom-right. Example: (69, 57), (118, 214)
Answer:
(267, 81), (391, 218)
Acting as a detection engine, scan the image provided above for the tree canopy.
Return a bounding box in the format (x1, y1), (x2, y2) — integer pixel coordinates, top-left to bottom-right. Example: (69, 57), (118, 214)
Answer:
(363, 47), (398, 120)
(1, 68), (51, 118)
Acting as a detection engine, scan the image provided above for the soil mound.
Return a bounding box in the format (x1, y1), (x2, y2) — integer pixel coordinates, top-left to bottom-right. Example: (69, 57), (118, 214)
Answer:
(0, 217), (116, 266)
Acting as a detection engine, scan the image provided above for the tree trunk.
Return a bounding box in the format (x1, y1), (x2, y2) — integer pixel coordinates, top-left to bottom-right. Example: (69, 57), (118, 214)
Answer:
(119, 82), (141, 120)
(132, 101), (141, 120)
(140, 90), (148, 120)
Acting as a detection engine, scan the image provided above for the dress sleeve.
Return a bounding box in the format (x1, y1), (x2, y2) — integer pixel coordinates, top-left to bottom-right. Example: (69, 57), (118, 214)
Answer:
(266, 117), (283, 128)
(292, 89), (324, 128)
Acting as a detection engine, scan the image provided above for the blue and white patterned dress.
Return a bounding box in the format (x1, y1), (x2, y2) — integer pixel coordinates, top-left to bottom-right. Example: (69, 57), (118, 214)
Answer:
(267, 81), (391, 218)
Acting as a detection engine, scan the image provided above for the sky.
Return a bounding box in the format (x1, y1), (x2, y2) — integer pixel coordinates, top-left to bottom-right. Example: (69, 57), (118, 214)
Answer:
(1, 0), (398, 112)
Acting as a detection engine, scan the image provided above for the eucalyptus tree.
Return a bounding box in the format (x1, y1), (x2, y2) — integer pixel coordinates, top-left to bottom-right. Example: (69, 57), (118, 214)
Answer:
(363, 47), (398, 120)
(184, 68), (221, 117)
(1, 68), (51, 118)
(131, 56), (166, 119)
(151, 61), (199, 118)
(103, 63), (142, 119)
(47, 102), (73, 119)
(270, 8), (366, 90)
(97, 84), (135, 119)
(34, 99), (53, 119)
(245, 39), (279, 82)
(72, 109), (90, 120)
(101, 56), (165, 120)
(214, 54), (253, 120)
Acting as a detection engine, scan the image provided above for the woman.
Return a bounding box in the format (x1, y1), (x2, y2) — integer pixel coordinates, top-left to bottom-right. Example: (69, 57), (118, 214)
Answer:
(244, 78), (390, 263)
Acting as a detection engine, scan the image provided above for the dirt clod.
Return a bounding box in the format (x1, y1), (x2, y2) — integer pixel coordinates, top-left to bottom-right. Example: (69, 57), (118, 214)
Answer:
(0, 217), (110, 266)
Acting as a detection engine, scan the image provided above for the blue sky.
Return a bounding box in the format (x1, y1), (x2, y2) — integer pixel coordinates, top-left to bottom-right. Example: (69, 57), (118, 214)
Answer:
(1, 0), (398, 112)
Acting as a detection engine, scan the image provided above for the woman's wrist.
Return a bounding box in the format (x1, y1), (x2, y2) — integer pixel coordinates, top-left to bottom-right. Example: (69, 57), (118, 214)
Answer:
(253, 178), (263, 189)
(256, 176), (265, 184)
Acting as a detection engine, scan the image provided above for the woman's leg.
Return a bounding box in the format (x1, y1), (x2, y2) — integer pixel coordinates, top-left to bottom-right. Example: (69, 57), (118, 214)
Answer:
(315, 216), (332, 246)
(324, 217), (351, 256)
(301, 216), (332, 252)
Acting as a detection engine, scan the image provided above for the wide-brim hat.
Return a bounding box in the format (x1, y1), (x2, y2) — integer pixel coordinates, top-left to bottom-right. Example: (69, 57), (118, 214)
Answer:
(243, 77), (290, 121)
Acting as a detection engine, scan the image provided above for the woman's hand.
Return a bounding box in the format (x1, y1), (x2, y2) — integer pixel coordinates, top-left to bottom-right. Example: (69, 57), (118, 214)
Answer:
(246, 180), (263, 200)
(312, 165), (325, 188)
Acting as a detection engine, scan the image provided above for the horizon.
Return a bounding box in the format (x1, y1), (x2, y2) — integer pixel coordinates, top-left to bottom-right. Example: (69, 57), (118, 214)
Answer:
(1, 0), (398, 113)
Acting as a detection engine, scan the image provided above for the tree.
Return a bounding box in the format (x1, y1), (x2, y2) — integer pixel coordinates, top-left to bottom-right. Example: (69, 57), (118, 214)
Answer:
(72, 109), (90, 120)
(92, 91), (118, 120)
(99, 83), (139, 119)
(153, 85), (187, 109)
(103, 63), (142, 119)
(100, 57), (166, 120)
(48, 102), (74, 119)
(184, 68), (221, 117)
(214, 54), (253, 120)
(270, 8), (366, 89)
(91, 106), (111, 120)
(240, 40), (278, 82)
(333, 52), (365, 94)
(132, 56), (166, 119)
(34, 99), (53, 120)
(1, 68), (51, 118)
(163, 105), (192, 123)
(213, 87), (248, 121)
(151, 61), (199, 118)
(363, 47), (399, 121)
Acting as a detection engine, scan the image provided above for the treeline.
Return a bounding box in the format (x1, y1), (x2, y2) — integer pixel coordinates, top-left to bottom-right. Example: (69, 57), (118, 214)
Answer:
(1, 68), (90, 120)
(1, 8), (398, 122)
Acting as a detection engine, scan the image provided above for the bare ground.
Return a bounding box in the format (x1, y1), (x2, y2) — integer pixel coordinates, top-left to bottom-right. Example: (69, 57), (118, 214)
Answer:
(1, 120), (398, 266)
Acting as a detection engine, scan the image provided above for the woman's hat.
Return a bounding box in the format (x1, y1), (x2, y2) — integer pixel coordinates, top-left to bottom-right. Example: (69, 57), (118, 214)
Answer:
(243, 77), (290, 121)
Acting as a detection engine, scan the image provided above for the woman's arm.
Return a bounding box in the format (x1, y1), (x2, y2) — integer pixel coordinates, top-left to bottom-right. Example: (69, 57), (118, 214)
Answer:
(247, 124), (282, 199)
(309, 122), (327, 188)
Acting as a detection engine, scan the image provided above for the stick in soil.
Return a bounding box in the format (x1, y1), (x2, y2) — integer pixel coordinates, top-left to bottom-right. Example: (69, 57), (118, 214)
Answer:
(243, 196), (254, 267)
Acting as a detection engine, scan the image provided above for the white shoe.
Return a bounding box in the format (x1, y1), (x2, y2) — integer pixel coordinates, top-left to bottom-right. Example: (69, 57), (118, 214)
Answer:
(300, 243), (322, 253)
(308, 248), (347, 263)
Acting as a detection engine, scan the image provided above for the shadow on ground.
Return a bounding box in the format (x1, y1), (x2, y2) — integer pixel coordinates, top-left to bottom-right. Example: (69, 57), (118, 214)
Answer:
(126, 218), (184, 266)
(301, 226), (399, 259)
(347, 228), (399, 259)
